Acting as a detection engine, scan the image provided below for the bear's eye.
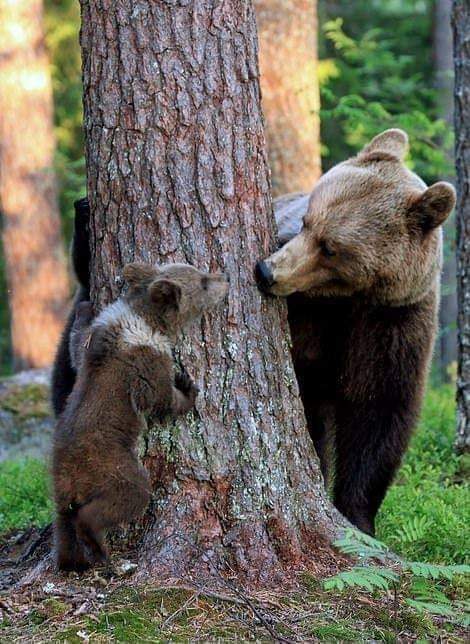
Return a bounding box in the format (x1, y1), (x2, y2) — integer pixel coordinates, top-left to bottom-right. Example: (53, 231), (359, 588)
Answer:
(201, 277), (208, 290)
(319, 240), (336, 258)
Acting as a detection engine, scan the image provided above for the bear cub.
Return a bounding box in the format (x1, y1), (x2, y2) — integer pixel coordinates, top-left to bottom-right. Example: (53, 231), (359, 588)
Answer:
(53, 262), (229, 572)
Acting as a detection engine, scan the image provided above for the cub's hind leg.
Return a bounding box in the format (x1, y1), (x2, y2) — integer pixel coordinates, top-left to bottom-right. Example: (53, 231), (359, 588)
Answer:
(74, 463), (151, 567)
(75, 504), (108, 566)
(54, 512), (90, 572)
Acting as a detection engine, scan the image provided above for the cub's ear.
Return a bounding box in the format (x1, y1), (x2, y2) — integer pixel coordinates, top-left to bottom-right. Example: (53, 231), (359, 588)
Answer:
(123, 262), (156, 288)
(360, 129), (409, 161)
(409, 182), (456, 231)
(149, 278), (182, 312)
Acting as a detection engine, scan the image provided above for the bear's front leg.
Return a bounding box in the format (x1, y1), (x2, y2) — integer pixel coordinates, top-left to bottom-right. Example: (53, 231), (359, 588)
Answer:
(333, 397), (418, 535)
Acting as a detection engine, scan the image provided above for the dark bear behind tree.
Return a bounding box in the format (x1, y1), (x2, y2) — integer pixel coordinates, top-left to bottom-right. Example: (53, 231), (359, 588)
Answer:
(257, 129), (456, 535)
(51, 198), (91, 417)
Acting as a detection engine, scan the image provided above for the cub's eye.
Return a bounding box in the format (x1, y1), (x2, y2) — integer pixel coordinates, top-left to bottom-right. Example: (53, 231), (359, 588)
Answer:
(201, 277), (208, 290)
(319, 240), (336, 257)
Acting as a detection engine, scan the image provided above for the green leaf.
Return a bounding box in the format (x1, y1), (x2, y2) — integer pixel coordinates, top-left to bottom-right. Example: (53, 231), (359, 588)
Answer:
(405, 599), (456, 618)
(404, 561), (470, 581)
(323, 565), (398, 593)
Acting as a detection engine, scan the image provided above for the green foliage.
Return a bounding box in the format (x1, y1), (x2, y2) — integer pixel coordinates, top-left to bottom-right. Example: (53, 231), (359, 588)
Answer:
(377, 385), (469, 564)
(318, 1), (451, 182)
(42, 0), (85, 243)
(324, 566), (399, 592)
(44, 0), (86, 240)
(0, 459), (53, 535)
(406, 578), (470, 624)
(324, 529), (470, 626)
(333, 529), (391, 560)
(404, 561), (470, 580)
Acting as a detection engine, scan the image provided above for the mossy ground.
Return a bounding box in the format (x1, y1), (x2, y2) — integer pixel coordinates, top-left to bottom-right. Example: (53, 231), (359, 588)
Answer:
(0, 385), (468, 641)
(0, 384), (50, 423)
(1, 578), (467, 643)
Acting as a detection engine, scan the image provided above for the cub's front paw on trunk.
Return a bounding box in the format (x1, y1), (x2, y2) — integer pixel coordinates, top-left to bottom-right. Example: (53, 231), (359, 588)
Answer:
(175, 370), (199, 403)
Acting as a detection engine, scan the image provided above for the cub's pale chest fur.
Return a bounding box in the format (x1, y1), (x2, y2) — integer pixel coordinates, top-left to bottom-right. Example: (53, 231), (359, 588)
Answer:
(92, 299), (172, 356)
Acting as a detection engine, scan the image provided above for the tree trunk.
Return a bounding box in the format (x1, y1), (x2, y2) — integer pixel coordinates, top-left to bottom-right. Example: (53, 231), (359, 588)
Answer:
(80, 0), (342, 583)
(434, 0), (457, 381)
(454, 0), (470, 455)
(0, 0), (69, 371)
(255, 0), (321, 197)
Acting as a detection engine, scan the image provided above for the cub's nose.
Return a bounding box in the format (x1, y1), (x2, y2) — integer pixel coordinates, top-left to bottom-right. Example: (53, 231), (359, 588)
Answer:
(255, 260), (275, 293)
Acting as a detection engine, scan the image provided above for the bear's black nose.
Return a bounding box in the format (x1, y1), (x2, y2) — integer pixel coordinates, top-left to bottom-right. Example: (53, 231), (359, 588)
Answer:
(255, 260), (275, 292)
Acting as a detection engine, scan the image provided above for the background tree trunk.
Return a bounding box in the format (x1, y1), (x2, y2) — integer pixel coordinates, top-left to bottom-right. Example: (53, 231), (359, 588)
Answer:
(0, 0), (69, 371)
(255, 0), (321, 197)
(454, 0), (470, 454)
(434, 0), (457, 381)
(80, 0), (342, 583)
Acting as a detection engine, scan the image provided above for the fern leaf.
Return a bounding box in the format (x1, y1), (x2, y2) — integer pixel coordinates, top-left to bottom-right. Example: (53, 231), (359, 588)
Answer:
(406, 599), (457, 617)
(323, 565), (397, 593)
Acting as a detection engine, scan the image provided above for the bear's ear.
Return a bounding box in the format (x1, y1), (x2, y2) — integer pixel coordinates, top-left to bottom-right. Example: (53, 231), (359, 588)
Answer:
(409, 182), (456, 231)
(149, 278), (182, 314)
(360, 129), (409, 161)
(123, 262), (156, 289)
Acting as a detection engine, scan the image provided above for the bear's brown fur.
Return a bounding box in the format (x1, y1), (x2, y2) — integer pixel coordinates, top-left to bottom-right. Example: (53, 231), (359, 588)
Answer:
(53, 262), (228, 571)
(257, 129), (456, 535)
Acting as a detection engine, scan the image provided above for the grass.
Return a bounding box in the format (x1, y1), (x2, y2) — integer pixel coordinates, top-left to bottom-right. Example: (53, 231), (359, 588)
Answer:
(0, 458), (53, 535)
(377, 385), (469, 564)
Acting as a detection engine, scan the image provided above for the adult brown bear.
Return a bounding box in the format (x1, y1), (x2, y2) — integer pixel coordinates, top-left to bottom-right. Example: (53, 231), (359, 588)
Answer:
(256, 129), (456, 535)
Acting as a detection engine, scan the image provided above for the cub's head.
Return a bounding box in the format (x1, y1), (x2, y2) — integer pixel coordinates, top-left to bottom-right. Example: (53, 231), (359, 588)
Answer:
(123, 262), (229, 332)
(256, 129), (456, 306)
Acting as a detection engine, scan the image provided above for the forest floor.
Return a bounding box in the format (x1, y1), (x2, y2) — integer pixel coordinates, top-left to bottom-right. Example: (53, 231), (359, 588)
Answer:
(0, 385), (468, 642)
(0, 564), (467, 643)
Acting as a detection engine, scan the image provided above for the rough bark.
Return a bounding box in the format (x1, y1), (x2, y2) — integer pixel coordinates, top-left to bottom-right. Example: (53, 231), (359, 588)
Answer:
(80, 0), (342, 584)
(454, 0), (470, 454)
(434, 0), (457, 380)
(0, 0), (69, 371)
(255, 0), (321, 197)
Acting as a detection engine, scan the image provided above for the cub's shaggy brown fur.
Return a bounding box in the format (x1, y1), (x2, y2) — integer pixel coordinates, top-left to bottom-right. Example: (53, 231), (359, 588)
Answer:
(53, 262), (228, 571)
(257, 129), (456, 535)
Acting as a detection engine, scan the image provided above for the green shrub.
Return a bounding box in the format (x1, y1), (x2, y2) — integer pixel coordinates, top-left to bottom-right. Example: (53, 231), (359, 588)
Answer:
(324, 529), (470, 626)
(0, 458), (53, 536)
(377, 386), (469, 564)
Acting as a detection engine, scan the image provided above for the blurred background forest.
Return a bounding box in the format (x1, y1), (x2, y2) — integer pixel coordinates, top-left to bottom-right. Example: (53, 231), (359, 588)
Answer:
(0, 0), (457, 381)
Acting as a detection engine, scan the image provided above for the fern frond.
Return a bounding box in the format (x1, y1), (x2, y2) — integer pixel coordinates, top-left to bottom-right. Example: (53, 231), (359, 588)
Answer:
(334, 528), (390, 560)
(405, 598), (457, 617)
(324, 565), (399, 592)
(404, 561), (470, 580)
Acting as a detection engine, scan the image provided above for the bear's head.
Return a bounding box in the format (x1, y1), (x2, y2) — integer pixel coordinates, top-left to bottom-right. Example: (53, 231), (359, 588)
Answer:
(123, 262), (229, 332)
(256, 129), (456, 306)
